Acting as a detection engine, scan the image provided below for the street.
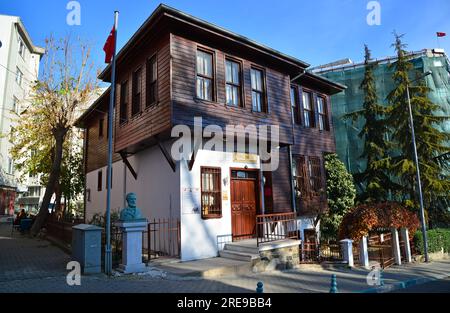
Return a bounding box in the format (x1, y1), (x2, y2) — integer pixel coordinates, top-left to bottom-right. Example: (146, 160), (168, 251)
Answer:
(391, 278), (450, 293)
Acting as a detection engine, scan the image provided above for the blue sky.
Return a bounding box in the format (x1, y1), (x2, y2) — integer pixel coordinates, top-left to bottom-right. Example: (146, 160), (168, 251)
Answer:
(1, 0), (450, 71)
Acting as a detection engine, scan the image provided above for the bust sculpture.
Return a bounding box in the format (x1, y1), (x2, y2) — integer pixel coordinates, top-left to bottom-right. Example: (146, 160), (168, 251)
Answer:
(119, 193), (143, 221)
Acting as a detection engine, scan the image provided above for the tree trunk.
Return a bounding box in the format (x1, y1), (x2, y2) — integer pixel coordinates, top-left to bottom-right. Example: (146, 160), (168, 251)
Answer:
(54, 180), (62, 219)
(30, 127), (67, 236)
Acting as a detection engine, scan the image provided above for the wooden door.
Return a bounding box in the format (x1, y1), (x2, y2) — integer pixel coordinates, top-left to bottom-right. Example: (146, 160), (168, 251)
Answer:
(231, 179), (257, 240)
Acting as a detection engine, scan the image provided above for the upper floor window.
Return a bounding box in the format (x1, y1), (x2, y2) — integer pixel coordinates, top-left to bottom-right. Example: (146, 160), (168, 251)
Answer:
(18, 38), (25, 59)
(251, 67), (266, 112)
(146, 55), (158, 107)
(302, 91), (315, 128)
(196, 50), (214, 101)
(132, 68), (142, 116)
(290, 86), (300, 124)
(16, 68), (23, 87)
(201, 167), (222, 219)
(120, 81), (129, 124)
(225, 59), (242, 107)
(317, 96), (330, 131)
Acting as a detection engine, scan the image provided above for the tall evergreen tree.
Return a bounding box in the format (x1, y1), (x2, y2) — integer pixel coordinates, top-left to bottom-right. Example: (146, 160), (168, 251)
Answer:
(345, 45), (393, 202)
(386, 33), (450, 212)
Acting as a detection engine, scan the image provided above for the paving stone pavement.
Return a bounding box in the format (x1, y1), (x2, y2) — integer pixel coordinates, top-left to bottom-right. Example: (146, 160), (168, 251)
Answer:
(1, 221), (449, 293)
(0, 221), (71, 283)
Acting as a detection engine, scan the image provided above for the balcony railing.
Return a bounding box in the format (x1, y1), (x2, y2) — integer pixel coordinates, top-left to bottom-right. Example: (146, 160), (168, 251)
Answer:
(256, 212), (298, 247)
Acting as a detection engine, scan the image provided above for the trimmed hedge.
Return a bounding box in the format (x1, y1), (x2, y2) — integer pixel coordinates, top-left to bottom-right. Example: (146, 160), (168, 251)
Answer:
(413, 228), (450, 254)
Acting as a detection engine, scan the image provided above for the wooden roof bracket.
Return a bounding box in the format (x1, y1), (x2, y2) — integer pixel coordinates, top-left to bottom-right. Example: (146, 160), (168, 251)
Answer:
(188, 139), (201, 171)
(119, 151), (138, 180)
(156, 136), (176, 172)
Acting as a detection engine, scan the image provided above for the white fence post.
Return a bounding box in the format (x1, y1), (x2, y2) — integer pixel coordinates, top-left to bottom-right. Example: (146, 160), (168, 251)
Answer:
(359, 236), (370, 269)
(391, 228), (402, 265)
(400, 228), (412, 263)
(340, 239), (354, 267)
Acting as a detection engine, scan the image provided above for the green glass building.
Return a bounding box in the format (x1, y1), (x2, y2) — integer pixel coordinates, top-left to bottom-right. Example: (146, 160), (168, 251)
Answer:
(315, 49), (450, 191)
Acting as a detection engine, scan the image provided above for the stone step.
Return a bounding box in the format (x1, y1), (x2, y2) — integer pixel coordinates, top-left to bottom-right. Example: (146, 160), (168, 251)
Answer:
(150, 257), (254, 278)
(219, 250), (260, 263)
(223, 243), (259, 255)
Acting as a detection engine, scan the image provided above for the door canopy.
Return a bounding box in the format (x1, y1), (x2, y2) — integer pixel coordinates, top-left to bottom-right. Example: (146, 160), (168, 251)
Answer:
(338, 202), (420, 240)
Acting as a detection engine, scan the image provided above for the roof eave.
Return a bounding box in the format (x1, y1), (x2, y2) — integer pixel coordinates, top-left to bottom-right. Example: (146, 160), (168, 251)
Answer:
(74, 88), (110, 128)
(99, 4), (309, 81)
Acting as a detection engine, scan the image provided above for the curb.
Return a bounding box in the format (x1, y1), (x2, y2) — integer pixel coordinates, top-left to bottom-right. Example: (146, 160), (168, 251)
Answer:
(357, 273), (450, 293)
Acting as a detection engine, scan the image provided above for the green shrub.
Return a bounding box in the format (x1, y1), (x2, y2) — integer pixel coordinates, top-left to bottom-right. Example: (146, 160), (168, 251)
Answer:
(413, 228), (450, 254)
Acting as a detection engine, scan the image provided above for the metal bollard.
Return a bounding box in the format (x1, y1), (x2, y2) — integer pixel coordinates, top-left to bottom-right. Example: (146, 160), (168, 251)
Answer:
(256, 282), (264, 293)
(329, 274), (338, 293)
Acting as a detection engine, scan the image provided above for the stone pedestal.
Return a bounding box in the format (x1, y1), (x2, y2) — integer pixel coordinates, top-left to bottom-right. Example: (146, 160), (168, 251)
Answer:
(340, 239), (354, 267)
(400, 228), (412, 263)
(115, 220), (147, 274)
(359, 236), (370, 269)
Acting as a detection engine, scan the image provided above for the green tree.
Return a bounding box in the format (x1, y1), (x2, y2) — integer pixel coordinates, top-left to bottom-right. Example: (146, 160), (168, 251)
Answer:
(345, 45), (393, 202)
(9, 36), (96, 236)
(320, 153), (357, 240)
(386, 33), (450, 214)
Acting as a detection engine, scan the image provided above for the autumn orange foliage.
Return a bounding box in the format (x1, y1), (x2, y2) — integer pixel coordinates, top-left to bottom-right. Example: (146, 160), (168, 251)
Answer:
(338, 202), (420, 240)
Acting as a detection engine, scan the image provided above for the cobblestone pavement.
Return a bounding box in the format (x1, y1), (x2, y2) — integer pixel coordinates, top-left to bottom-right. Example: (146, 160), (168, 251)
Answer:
(1, 221), (449, 293)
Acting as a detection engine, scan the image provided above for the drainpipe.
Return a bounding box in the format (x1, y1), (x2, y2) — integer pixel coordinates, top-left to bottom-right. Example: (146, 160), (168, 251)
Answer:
(287, 145), (297, 216)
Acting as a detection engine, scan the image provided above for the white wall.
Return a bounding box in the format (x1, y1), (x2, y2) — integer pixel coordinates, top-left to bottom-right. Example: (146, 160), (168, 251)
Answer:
(85, 144), (180, 223)
(297, 217), (320, 242)
(179, 149), (261, 262)
(0, 15), (42, 191)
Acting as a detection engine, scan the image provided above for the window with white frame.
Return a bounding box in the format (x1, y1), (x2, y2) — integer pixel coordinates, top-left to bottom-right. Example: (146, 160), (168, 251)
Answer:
(251, 67), (266, 112)
(7, 158), (14, 175)
(302, 90), (315, 128)
(225, 59), (242, 107)
(16, 68), (23, 87)
(196, 50), (214, 101)
(12, 97), (19, 114)
(18, 38), (25, 59)
(317, 96), (329, 131)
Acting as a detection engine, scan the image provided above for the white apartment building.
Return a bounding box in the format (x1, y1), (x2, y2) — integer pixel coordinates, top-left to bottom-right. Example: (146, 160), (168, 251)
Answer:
(0, 14), (44, 215)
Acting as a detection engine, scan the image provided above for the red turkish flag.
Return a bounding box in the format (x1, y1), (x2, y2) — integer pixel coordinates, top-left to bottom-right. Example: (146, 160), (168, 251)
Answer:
(103, 26), (116, 63)
(437, 32), (446, 37)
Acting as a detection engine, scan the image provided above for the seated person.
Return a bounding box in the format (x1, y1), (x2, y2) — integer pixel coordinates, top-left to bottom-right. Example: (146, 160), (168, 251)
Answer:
(14, 209), (27, 225)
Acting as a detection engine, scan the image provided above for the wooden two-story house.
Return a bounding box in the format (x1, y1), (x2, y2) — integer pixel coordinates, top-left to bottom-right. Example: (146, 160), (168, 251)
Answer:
(75, 4), (345, 262)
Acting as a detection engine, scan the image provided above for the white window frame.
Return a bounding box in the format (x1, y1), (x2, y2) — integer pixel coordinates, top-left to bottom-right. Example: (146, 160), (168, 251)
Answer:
(16, 68), (23, 87)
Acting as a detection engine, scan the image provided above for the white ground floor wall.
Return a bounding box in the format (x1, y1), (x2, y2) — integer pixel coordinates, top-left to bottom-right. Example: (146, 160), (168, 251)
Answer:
(85, 142), (181, 224)
(86, 144), (264, 261)
(179, 149), (262, 261)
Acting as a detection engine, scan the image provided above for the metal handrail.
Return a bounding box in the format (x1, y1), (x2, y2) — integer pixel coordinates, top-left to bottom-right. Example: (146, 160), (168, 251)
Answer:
(256, 212), (298, 247)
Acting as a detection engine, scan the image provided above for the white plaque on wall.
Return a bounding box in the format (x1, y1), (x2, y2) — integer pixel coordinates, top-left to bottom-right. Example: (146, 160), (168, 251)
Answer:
(182, 187), (201, 214)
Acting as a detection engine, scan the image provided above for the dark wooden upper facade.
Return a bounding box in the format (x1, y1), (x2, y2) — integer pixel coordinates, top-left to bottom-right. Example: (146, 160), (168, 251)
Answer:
(76, 4), (345, 216)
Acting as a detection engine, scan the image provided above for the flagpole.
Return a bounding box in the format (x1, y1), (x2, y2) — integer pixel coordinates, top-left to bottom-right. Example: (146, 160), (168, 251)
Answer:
(105, 10), (119, 276)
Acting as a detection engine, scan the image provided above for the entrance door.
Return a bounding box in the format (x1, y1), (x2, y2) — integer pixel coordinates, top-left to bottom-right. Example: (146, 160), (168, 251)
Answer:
(231, 170), (259, 241)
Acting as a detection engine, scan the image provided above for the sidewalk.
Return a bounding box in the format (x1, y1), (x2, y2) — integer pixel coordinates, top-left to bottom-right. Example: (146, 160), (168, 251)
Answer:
(0, 222), (449, 293)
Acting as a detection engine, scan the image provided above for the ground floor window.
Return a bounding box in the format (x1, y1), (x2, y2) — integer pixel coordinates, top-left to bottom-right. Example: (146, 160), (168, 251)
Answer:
(293, 155), (324, 200)
(201, 167), (222, 219)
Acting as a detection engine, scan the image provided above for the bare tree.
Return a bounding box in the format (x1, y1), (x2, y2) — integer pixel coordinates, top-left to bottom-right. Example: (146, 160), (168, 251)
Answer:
(11, 35), (97, 236)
